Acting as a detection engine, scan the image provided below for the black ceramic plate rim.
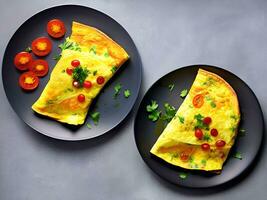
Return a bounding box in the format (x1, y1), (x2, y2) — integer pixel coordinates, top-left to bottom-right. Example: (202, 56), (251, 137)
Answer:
(2, 4), (142, 141)
(134, 64), (264, 188)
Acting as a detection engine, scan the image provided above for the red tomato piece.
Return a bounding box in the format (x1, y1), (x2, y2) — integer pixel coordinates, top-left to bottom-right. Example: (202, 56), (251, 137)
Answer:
(47, 19), (66, 38)
(14, 52), (33, 71)
(195, 128), (203, 139)
(216, 140), (226, 148)
(29, 59), (49, 77)
(71, 60), (80, 67)
(83, 80), (92, 88)
(66, 67), (73, 75)
(193, 94), (204, 108)
(97, 76), (105, 85)
(201, 143), (210, 151)
(77, 94), (85, 102)
(31, 37), (52, 56)
(180, 152), (189, 161)
(203, 117), (212, 125)
(210, 128), (218, 137)
(19, 71), (39, 91)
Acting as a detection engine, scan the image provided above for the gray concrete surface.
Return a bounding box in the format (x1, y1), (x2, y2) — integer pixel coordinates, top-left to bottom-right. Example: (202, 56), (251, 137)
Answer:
(0, 0), (266, 199)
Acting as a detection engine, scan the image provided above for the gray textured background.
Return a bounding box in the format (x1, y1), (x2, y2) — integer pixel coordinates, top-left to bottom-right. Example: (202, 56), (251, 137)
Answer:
(0, 0), (266, 199)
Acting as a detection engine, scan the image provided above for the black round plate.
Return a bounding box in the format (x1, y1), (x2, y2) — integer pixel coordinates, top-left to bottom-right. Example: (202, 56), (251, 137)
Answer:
(2, 5), (142, 141)
(134, 65), (263, 188)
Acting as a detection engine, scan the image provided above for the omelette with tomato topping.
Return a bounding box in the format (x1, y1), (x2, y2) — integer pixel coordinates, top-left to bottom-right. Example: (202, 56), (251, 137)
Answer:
(150, 69), (240, 171)
(32, 21), (129, 125)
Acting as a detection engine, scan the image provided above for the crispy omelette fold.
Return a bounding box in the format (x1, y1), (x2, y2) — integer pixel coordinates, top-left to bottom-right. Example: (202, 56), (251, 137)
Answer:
(150, 69), (240, 171)
(32, 22), (129, 125)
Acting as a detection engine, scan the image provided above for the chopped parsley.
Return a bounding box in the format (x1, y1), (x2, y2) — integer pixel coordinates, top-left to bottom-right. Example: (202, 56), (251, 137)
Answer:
(146, 100), (159, 112)
(86, 123), (92, 129)
(161, 103), (176, 122)
(205, 96), (216, 108)
(168, 84), (175, 92)
(210, 101), (216, 108)
(178, 115), (184, 124)
(59, 38), (81, 51)
(124, 89), (131, 98)
(62, 69), (65, 73)
(146, 100), (161, 122)
(201, 159), (207, 166)
(170, 153), (179, 160)
(72, 67), (90, 85)
(90, 112), (100, 125)
(203, 133), (211, 141)
(179, 172), (188, 180)
(93, 70), (98, 76)
(113, 83), (122, 98)
(111, 66), (118, 74)
(180, 89), (188, 98)
(89, 46), (97, 54)
(25, 47), (32, 53)
(233, 152), (242, 160)
(194, 114), (209, 130)
(230, 126), (237, 133)
(104, 51), (109, 57)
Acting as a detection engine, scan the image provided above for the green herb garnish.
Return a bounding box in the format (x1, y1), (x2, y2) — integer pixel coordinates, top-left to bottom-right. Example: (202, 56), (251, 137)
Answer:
(168, 84), (175, 92)
(161, 103), (176, 122)
(72, 67), (89, 85)
(124, 89), (131, 98)
(25, 47), (32, 53)
(203, 133), (211, 141)
(93, 70), (98, 76)
(59, 38), (81, 51)
(89, 46), (97, 54)
(230, 126), (237, 133)
(111, 66), (118, 74)
(104, 51), (109, 57)
(194, 114), (209, 130)
(210, 101), (216, 108)
(90, 112), (100, 125)
(179, 172), (188, 180)
(233, 152), (242, 160)
(201, 159), (207, 166)
(86, 123), (92, 129)
(180, 89), (188, 98)
(178, 115), (184, 124)
(113, 83), (122, 98)
(146, 100), (159, 112)
(53, 54), (62, 61)
(62, 69), (65, 73)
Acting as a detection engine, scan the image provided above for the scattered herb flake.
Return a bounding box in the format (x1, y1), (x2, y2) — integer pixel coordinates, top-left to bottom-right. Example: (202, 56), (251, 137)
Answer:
(93, 70), (98, 76)
(86, 123), (92, 129)
(113, 83), (122, 98)
(104, 51), (109, 57)
(62, 69), (65, 73)
(203, 133), (211, 141)
(210, 101), (216, 108)
(89, 46), (97, 54)
(148, 110), (161, 122)
(53, 54), (62, 61)
(111, 66), (118, 74)
(178, 115), (184, 124)
(168, 84), (175, 92)
(233, 152), (242, 160)
(90, 112), (100, 125)
(201, 159), (207, 165)
(146, 100), (159, 112)
(124, 89), (131, 98)
(179, 172), (188, 180)
(59, 38), (81, 51)
(180, 89), (188, 98)
(25, 47), (32, 53)
(161, 103), (176, 122)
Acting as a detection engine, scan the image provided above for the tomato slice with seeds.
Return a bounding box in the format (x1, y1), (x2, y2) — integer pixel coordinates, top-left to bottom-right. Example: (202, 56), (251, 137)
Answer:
(31, 37), (52, 56)
(14, 52), (33, 71)
(29, 59), (49, 77)
(19, 71), (39, 91)
(47, 19), (66, 38)
(193, 94), (204, 108)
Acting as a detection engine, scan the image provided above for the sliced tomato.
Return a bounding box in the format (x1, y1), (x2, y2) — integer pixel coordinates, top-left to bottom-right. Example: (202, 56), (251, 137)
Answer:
(19, 71), (39, 91)
(31, 37), (52, 56)
(29, 59), (49, 77)
(47, 19), (66, 38)
(14, 52), (33, 71)
(193, 94), (204, 108)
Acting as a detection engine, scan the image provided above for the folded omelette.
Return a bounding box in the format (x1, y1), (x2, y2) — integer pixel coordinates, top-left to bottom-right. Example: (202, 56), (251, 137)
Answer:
(32, 22), (129, 125)
(150, 69), (240, 171)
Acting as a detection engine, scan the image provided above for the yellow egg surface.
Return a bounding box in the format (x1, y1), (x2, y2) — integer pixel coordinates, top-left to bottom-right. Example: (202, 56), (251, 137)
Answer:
(32, 21), (129, 125)
(150, 69), (240, 171)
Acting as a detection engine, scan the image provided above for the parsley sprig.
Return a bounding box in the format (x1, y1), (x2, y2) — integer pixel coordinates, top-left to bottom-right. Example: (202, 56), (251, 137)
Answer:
(194, 114), (209, 130)
(113, 83), (122, 98)
(72, 67), (89, 85)
(180, 89), (188, 98)
(146, 100), (161, 122)
(90, 111), (100, 125)
(161, 103), (176, 123)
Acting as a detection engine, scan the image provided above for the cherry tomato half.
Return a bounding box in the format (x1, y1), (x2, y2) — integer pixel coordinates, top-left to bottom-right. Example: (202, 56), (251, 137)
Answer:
(66, 67), (73, 75)
(201, 143), (210, 151)
(31, 37), (52, 56)
(210, 128), (218, 137)
(14, 52), (33, 71)
(193, 94), (204, 108)
(29, 59), (49, 77)
(180, 152), (189, 161)
(83, 80), (92, 88)
(216, 140), (226, 148)
(19, 71), (39, 91)
(97, 76), (105, 85)
(77, 94), (85, 102)
(195, 128), (203, 139)
(71, 60), (80, 67)
(203, 117), (212, 125)
(47, 19), (66, 38)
